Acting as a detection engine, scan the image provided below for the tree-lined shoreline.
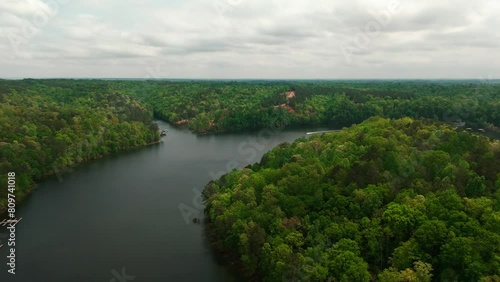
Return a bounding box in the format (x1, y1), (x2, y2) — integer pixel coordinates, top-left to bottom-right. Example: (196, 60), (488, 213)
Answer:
(0, 79), (499, 281)
(204, 117), (500, 281)
(0, 80), (160, 214)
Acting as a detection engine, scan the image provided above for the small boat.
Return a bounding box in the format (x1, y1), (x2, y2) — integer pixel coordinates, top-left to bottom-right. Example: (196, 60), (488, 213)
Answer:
(306, 130), (340, 135)
(160, 129), (168, 136)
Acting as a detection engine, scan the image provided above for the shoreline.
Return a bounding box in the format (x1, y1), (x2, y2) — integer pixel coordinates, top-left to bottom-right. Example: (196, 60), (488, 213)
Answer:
(204, 215), (261, 282)
(0, 138), (163, 216)
(170, 119), (500, 137)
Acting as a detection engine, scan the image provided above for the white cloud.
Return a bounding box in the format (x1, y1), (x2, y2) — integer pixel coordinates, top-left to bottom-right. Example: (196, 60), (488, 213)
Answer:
(0, 0), (499, 78)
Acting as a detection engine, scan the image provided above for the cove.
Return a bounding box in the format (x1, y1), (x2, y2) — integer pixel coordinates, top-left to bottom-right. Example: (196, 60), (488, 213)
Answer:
(0, 120), (329, 282)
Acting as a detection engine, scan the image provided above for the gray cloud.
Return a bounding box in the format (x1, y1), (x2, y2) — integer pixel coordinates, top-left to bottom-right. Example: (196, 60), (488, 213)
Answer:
(0, 0), (498, 78)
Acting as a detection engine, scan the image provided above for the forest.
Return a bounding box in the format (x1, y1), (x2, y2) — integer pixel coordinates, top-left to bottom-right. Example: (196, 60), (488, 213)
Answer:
(0, 79), (160, 213)
(3, 79), (498, 136)
(1, 79), (499, 281)
(121, 79), (500, 134)
(203, 117), (500, 281)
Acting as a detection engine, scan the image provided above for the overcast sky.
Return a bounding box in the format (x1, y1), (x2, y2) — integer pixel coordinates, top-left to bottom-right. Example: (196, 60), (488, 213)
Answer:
(0, 0), (499, 79)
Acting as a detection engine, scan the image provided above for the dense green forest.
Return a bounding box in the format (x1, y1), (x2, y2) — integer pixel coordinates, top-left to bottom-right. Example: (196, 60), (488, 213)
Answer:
(1, 79), (499, 280)
(0, 80), (160, 213)
(1, 78), (499, 214)
(204, 117), (500, 281)
(1, 79), (499, 213)
(121, 79), (500, 134)
(2, 79), (498, 136)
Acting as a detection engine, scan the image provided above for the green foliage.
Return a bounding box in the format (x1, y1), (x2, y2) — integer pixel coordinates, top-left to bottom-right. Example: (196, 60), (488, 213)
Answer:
(2, 79), (500, 279)
(205, 118), (500, 281)
(2, 79), (500, 136)
(378, 261), (433, 282)
(107, 79), (500, 134)
(328, 251), (370, 282)
(0, 80), (159, 213)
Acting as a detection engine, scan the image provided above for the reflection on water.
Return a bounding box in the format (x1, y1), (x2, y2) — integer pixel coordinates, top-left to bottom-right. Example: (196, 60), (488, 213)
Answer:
(0, 121), (328, 282)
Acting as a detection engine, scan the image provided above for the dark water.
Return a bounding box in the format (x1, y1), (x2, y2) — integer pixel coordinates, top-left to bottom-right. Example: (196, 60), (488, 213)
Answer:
(0, 121), (328, 282)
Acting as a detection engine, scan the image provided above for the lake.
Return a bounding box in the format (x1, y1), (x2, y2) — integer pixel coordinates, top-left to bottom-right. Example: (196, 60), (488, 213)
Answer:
(0, 121), (328, 281)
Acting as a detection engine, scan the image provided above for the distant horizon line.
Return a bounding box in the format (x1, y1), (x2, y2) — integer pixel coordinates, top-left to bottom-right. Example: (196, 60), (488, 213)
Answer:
(1, 77), (499, 81)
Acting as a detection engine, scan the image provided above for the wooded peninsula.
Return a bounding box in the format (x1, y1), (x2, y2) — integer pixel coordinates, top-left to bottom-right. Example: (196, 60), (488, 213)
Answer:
(0, 79), (499, 281)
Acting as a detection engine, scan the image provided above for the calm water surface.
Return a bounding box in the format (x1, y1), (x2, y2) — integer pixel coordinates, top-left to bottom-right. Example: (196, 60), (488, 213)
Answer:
(0, 121), (329, 282)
